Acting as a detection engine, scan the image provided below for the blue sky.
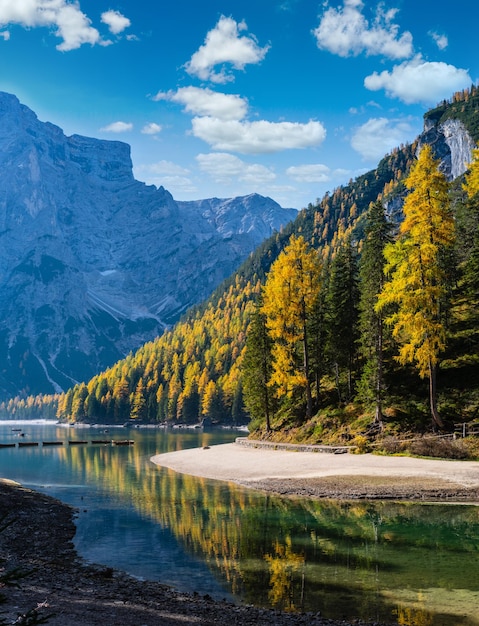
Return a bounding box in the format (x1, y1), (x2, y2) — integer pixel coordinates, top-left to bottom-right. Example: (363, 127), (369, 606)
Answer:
(0, 1), (477, 209)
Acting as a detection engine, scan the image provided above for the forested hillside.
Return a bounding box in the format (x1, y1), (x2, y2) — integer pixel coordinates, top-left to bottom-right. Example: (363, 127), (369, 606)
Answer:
(4, 88), (479, 448)
(47, 140), (417, 426)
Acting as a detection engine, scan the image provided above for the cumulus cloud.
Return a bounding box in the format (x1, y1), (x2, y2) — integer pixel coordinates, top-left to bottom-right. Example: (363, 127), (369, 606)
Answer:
(141, 122), (162, 135)
(0, 0), (132, 50)
(100, 121), (133, 133)
(101, 10), (130, 35)
(364, 55), (471, 104)
(134, 161), (195, 193)
(196, 153), (276, 185)
(430, 31), (448, 51)
(313, 0), (413, 59)
(286, 164), (332, 183)
(0, 30), (9, 40)
(191, 117), (326, 154)
(138, 160), (190, 176)
(351, 117), (415, 160)
(153, 87), (247, 121)
(184, 15), (269, 83)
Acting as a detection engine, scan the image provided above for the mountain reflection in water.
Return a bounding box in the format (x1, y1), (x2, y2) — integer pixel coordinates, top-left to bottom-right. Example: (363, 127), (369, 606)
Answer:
(0, 422), (477, 626)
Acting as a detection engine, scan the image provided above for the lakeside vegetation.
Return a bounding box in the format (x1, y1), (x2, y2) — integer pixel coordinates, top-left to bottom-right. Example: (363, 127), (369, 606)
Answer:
(2, 87), (479, 459)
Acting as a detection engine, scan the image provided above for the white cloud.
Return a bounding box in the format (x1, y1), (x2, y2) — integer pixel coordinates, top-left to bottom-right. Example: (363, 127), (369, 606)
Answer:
(137, 161), (190, 177)
(153, 87), (247, 121)
(191, 117), (327, 154)
(286, 164), (331, 183)
(100, 121), (133, 133)
(351, 117), (415, 160)
(141, 122), (162, 135)
(0, 30), (9, 40)
(101, 10), (130, 35)
(430, 31), (448, 51)
(134, 161), (195, 193)
(364, 55), (471, 104)
(0, 0), (132, 50)
(184, 15), (269, 83)
(313, 0), (413, 59)
(196, 153), (276, 185)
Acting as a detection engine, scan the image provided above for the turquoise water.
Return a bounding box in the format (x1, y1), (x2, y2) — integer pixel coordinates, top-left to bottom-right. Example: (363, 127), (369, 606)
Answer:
(1, 421), (478, 626)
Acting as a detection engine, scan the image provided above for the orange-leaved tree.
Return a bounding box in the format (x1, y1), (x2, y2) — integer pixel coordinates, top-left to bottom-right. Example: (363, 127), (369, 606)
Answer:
(376, 145), (455, 429)
(261, 235), (322, 420)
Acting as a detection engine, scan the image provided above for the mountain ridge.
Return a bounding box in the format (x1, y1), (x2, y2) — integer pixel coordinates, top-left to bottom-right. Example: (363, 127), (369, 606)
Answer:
(0, 91), (296, 399)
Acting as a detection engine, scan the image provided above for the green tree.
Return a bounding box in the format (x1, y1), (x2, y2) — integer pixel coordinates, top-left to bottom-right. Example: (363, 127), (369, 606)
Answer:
(131, 380), (147, 421)
(261, 235), (322, 419)
(461, 147), (479, 297)
(242, 303), (274, 431)
(358, 201), (393, 426)
(326, 233), (360, 402)
(376, 145), (455, 429)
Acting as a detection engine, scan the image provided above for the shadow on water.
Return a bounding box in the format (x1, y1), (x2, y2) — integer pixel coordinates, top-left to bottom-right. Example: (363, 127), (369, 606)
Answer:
(0, 422), (478, 625)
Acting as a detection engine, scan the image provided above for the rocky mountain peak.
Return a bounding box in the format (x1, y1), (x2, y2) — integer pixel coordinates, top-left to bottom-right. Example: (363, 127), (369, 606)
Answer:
(0, 92), (295, 399)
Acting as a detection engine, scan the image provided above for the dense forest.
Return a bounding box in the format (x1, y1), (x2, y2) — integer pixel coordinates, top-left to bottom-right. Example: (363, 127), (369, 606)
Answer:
(3, 87), (479, 453)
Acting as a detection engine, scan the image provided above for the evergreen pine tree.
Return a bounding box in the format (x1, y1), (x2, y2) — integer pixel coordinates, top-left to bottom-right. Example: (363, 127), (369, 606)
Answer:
(358, 201), (393, 426)
(242, 303), (274, 431)
(326, 233), (360, 402)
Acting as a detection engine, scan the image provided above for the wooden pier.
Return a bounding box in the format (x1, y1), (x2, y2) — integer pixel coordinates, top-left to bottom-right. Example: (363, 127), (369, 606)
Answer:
(0, 439), (134, 449)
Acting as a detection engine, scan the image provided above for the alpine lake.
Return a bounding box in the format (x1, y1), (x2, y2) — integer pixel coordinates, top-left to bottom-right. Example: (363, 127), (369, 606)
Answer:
(0, 421), (478, 626)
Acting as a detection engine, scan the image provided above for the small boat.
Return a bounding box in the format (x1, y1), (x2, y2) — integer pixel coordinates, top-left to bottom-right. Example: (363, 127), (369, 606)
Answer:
(68, 440), (88, 445)
(18, 441), (39, 447)
(42, 441), (64, 446)
(0, 443), (16, 448)
(90, 439), (111, 444)
(112, 439), (134, 446)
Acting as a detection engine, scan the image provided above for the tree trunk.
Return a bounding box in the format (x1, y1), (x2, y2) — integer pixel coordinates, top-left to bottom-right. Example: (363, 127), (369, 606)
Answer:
(302, 322), (313, 419)
(429, 361), (444, 430)
(375, 317), (384, 429)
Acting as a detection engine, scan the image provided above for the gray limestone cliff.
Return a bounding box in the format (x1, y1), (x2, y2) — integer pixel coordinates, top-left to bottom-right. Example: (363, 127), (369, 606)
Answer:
(418, 117), (475, 180)
(386, 115), (475, 223)
(0, 92), (296, 398)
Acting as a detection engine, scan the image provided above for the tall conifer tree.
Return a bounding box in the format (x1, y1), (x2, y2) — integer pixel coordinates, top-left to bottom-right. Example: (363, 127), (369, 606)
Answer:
(376, 145), (455, 429)
(461, 148), (479, 297)
(242, 303), (274, 431)
(261, 235), (321, 419)
(326, 233), (360, 402)
(358, 201), (393, 426)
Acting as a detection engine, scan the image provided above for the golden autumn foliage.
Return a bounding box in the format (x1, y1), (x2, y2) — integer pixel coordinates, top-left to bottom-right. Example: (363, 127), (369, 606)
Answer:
(56, 276), (261, 424)
(376, 145), (455, 427)
(22, 92), (479, 436)
(261, 236), (321, 414)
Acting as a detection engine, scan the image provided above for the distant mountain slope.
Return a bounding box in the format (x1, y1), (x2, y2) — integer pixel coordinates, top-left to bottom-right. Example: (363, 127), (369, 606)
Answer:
(0, 92), (295, 399)
(52, 87), (479, 426)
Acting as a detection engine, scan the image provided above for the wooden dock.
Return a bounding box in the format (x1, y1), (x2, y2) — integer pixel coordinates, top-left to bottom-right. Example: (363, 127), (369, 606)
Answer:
(0, 439), (135, 449)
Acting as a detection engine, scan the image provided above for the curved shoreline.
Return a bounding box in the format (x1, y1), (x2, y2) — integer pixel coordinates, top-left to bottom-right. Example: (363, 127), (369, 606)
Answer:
(0, 479), (391, 626)
(151, 441), (479, 502)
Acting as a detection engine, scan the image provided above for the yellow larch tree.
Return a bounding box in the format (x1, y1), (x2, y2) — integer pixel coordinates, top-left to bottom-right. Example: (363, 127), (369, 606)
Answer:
(261, 235), (321, 419)
(376, 144), (455, 429)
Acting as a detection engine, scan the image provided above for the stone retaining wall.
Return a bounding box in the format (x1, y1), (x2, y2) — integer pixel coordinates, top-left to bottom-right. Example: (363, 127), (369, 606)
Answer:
(235, 437), (355, 454)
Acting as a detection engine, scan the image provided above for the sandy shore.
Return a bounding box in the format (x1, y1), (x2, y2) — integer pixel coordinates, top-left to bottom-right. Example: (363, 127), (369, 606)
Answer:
(151, 440), (479, 501)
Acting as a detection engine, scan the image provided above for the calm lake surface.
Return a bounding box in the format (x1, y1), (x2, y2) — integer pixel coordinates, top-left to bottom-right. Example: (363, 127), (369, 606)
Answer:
(0, 421), (478, 626)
